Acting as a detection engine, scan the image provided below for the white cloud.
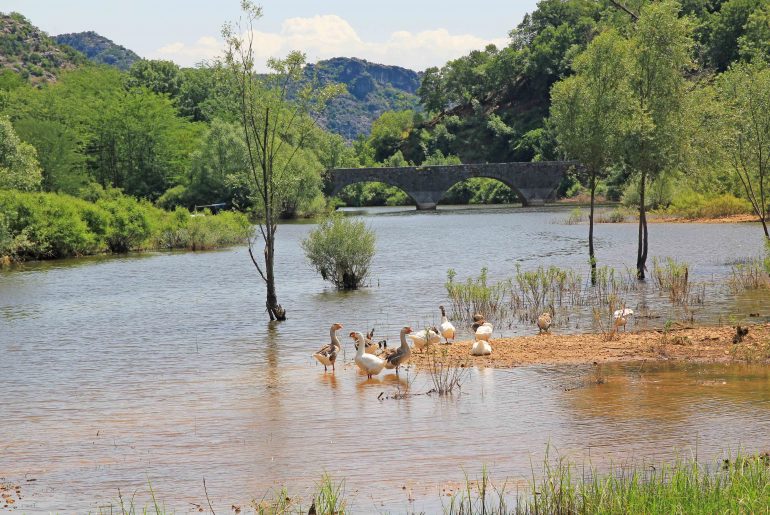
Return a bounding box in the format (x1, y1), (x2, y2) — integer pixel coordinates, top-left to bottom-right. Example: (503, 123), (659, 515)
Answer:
(151, 14), (508, 71)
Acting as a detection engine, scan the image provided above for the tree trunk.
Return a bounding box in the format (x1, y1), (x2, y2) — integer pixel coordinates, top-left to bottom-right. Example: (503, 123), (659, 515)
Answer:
(264, 224), (286, 321)
(761, 216), (769, 239)
(637, 171), (647, 280)
(589, 174), (597, 286)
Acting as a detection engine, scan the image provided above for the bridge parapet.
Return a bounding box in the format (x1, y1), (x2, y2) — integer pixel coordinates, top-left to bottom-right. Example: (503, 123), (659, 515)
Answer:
(329, 161), (578, 210)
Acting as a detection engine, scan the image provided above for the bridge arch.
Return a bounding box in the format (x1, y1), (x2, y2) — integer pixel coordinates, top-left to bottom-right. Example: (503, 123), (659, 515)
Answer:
(438, 175), (526, 206)
(331, 180), (420, 208)
(329, 161), (577, 210)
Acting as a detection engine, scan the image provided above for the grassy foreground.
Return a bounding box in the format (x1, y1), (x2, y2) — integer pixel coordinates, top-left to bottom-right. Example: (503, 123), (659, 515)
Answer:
(90, 453), (770, 514)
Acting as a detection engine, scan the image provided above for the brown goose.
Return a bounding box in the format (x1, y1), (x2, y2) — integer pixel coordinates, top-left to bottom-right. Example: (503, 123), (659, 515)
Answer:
(383, 326), (413, 374)
(312, 323), (343, 372)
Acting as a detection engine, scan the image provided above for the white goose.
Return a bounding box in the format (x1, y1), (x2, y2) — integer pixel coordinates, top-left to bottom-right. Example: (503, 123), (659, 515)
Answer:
(613, 307), (634, 332)
(312, 323), (343, 372)
(354, 327), (379, 355)
(408, 326), (441, 353)
(351, 331), (385, 379)
(474, 321), (493, 342)
(438, 305), (456, 343)
(470, 319), (493, 355)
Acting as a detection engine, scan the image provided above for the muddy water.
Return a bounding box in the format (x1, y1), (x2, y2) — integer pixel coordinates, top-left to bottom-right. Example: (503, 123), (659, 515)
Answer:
(2, 207), (769, 512)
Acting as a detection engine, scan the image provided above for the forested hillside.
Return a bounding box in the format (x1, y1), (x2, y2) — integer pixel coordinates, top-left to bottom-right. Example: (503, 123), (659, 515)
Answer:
(55, 31), (140, 71)
(308, 57), (421, 139)
(0, 12), (84, 83)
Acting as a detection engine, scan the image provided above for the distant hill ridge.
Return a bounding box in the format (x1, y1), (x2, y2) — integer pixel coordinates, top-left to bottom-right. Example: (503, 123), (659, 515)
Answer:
(55, 31), (140, 71)
(0, 11), (84, 83)
(307, 57), (421, 139)
(1, 10), (419, 138)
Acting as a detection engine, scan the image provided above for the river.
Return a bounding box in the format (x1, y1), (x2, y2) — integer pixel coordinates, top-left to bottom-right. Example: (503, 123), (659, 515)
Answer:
(1, 206), (769, 512)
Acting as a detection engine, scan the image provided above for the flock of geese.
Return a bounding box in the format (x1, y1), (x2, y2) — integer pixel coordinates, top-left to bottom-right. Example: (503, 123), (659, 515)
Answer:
(312, 305), (634, 378)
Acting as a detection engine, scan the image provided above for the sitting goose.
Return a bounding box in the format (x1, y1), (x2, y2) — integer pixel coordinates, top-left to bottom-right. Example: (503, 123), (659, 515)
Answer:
(312, 323), (343, 372)
(383, 326), (413, 374)
(409, 326), (441, 352)
(470, 320), (493, 355)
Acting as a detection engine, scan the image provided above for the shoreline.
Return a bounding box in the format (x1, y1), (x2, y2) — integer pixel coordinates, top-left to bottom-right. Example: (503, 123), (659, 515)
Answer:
(407, 322), (770, 369)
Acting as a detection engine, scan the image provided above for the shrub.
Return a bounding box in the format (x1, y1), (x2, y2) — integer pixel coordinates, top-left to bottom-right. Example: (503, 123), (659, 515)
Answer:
(97, 195), (154, 253)
(301, 214), (375, 289)
(666, 191), (752, 219)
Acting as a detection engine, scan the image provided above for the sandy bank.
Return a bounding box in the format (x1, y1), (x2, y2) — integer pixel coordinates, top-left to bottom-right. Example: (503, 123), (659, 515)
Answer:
(407, 323), (770, 368)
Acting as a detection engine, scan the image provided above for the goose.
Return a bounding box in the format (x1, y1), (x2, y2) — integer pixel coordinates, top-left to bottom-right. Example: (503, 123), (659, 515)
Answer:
(613, 307), (633, 332)
(473, 320), (493, 342)
(408, 326), (441, 352)
(351, 331), (385, 379)
(383, 326), (413, 374)
(354, 327), (380, 355)
(470, 338), (492, 356)
(439, 305), (456, 343)
(312, 323), (343, 372)
(537, 313), (552, 334)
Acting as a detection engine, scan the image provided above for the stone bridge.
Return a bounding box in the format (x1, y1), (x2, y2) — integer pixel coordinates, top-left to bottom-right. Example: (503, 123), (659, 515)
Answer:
(328, 161), (577, 210)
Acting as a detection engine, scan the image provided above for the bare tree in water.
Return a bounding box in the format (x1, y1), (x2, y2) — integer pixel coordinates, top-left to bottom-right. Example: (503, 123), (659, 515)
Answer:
(222, 1), (342, 320)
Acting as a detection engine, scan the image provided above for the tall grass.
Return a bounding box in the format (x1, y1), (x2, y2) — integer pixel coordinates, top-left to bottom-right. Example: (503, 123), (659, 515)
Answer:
(651, 257), (692, 305)
(445, 268), (510, 323)
(427, 348), (470, 395)
(727, 258), (770, 292)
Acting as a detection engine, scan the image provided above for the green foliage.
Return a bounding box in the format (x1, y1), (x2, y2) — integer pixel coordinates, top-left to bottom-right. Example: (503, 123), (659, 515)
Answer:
(0, 189), (249, 262)
(716, 60), (770, 235)
(301, 215), (376, 289)
(368, 110), (414, 161)
(739, 3), (770, 62)
(706, 0), (764, 71)
(126, 59), (181, 97)
(666, 190), (752, 218)
(0, 116), (42, 191)
(445, 267), (511, 322)
(54, 31), (140, 71)
(0, 12), (85, 84)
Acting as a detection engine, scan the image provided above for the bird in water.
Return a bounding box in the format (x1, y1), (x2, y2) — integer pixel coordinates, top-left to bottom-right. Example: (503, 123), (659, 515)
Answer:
(382, 326), (413, 374)
(312, 323), (343, 372)
(351, 331), (386, 379)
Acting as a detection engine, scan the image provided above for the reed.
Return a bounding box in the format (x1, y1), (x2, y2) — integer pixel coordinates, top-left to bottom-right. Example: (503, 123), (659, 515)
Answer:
(652, 257), (692, 305)
(445, 268), (510, 323)
(561, 207), (585, 225)
(427, 348), (470, 395)
(727, 258), (770, 292)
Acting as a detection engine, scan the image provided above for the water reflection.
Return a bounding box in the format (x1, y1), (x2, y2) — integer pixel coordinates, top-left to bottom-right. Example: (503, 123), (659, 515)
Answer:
(1, 208), (769, 512)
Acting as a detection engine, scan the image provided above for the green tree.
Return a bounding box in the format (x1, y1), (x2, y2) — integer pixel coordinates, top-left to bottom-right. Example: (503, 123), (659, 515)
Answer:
(717, 61), (770, 238)
(302, 214), (376, 290)
(738, 3), (770, 62)
(550, 29), (633, 284)
(222, 1), (343, 321)
(0, 116), (42, 191)
(625, 1), (694, 279)
(706, 0), (763, 71)
(368, 110), (414, 161)
(126, 59), (182, 97)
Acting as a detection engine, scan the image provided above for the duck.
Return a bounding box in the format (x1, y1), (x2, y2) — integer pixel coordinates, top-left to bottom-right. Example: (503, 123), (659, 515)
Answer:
(312, 323), (343, 372)
(439, 305), (456, 343)
(408, 326), (441, 352)
(537, 313), (552, 334)
(351, 331), (386, 379)
(383, 326), (413, 374)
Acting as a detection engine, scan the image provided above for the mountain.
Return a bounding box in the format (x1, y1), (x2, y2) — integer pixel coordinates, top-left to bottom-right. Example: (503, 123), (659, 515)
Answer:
(55, 31), (140, 71)
(0, 12), (84, 83)
(306, 57), (421, 139)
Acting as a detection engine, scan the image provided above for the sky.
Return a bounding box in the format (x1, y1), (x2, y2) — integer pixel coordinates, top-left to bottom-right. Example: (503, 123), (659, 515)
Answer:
(3, 0), (540, 71)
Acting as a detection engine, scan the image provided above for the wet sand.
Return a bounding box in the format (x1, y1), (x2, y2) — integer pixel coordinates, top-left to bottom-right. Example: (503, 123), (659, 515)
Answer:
(408, 323), (770, 368)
